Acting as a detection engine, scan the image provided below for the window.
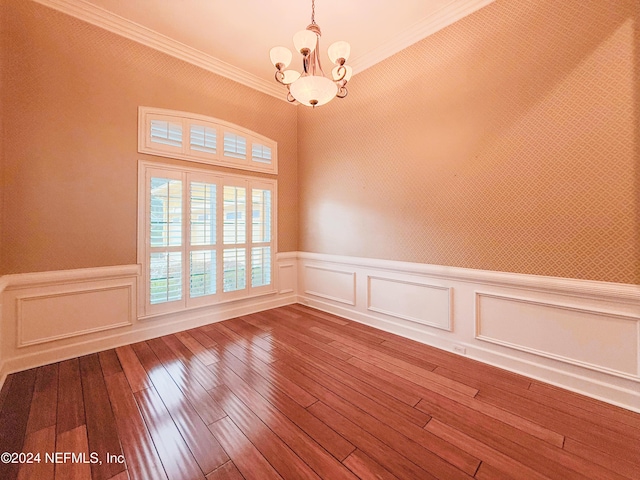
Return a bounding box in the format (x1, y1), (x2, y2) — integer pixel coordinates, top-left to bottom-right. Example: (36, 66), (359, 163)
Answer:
(139, 161), (276, 316)
(138, 107), (277, 174)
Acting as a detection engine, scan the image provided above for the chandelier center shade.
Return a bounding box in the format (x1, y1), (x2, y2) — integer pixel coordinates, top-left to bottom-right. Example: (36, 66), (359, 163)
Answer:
(269, 0), (352, 107)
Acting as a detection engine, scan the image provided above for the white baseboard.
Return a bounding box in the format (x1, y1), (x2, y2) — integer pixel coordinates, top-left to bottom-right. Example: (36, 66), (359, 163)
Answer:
(297, 252), (640, 413)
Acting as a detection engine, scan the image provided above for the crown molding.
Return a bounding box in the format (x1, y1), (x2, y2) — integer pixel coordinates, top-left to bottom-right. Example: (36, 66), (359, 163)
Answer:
(33, 0), (494, 100)
(349, 0), (495, 74)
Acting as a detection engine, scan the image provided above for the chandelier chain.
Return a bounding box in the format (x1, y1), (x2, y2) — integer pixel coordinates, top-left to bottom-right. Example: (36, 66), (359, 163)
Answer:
(311, 0), (316, 24)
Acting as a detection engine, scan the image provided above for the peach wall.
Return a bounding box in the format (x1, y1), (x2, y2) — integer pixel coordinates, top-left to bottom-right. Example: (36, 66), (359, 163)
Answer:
(298, 0), (639, 284)
(0, 0), (298, 274)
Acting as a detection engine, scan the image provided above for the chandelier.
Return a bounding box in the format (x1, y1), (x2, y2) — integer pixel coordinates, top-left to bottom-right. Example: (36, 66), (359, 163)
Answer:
(269, 0), (352, 107)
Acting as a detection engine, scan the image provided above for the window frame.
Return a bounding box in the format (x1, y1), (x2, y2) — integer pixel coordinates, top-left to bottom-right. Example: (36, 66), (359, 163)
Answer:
(138, 107), (278, 174)
(137, 160), (277, 318)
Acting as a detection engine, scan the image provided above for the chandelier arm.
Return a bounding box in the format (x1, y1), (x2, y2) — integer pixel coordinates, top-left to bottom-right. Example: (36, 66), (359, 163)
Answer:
(275, 70), (286, 85)
(336, 86), (348, 98)
(315, 37), (326, 77)
(286, 91), (296, 103)
(334, 65), (346, 82)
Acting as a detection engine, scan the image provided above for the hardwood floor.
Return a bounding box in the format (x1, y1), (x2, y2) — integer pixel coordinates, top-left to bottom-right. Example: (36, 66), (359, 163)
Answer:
(0, 304), (638, 480)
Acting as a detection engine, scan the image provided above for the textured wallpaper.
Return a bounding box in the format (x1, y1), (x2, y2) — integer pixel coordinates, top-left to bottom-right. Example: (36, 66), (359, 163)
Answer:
(298, 0), (639, 284)
(1, 0), (298, 274)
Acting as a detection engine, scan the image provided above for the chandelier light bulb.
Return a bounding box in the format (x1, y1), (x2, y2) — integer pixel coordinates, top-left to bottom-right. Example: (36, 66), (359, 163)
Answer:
(293, 29), (318, 54)
(269, 46), (292, 69)
(281, 70), (301, 85)
(328, 41), (351, 64)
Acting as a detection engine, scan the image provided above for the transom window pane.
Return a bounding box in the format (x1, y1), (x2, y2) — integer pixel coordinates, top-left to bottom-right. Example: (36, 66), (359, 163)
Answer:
(252, 189), (271, 243)
(223, 186), (246, 244)
(190, 125), (217, 154)
(150, 177), (182, 247)
(190, 182), (216, 246)
(223, 248), (246, 292)
(190, 250), (216, 297)
(223, 132), (247, 159)
(150, 119), (182, 147)
(150, 252), (182, 304)
(252, 144), (272, 164)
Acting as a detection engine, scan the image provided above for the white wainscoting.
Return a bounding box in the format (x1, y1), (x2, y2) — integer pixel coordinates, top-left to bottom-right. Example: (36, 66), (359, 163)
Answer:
(297, 252), (640, 413)
(368, 276), (452, 331)
(0, 253), (298, 387)
(475, 292), (639, 379)
(303, 265), (356, 305)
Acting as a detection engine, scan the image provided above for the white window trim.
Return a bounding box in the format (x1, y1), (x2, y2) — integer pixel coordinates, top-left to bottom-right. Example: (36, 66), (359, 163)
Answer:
(137, 160), (277, 318)
(138, 107), (278, 174)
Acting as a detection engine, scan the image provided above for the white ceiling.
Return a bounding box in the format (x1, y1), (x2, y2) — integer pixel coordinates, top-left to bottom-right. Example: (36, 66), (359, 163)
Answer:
(35, 0), (494, 99)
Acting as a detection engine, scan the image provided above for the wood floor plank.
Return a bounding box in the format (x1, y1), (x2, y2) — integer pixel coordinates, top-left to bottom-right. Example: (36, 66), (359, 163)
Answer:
(107, 472), (131, 480)
(380, 338), (532, 391)
(275, 358), (478, 478)
(79, 354), (126, 480)
(0, 375), (14, 413)
(264, 321), (354, 362)
(26, 364), (58, 435)
(208, 416), (283, 480)
(187, 328), (219, 349)
(116, 345), (152, 393)
(134, 386), (205, 480)
(132, 341), (228, 475)
(308, 401), (438, 480)
(149, 337), (226, 425)
(205, 461), (244, 480)
(105, 373), (167, 480)
(474, 462), (518, 480)
(0, 368), (37, 480)
(104, 372), (168, 480)
(343, 347), (564, 448)
(424, 419), (549, 480)
(210, 385), (321, 480)
(284, 304), (349, 325)
(279, 348), (432, 428)
(161, 334), (221, 391)
(175, 331), (220, 365)
(417, 396), (625, 480)
(342, 449), (400, 480)
(208, 353), (355, 462)
(529, 382), (640, 430)
(56, 359), (85, 436)
(288, 352), (430, 427)
(475, 386), (640, 464)
(54, 425), (92, 480)
(202, 326), (318, 409)
(304, 360), (478, 475)
(332, 340), (477, 396)
(205, 323), (279, 365)
(562, 437), (640, 479)
(17, 425), (55, 480)
(213, 364), (359, 479)
(99, 349), (123, 377)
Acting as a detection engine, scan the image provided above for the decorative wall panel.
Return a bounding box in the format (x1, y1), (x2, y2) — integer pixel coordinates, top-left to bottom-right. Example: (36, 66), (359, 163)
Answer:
(367, 276), (452, 331)
(475, 292), (639, 378)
